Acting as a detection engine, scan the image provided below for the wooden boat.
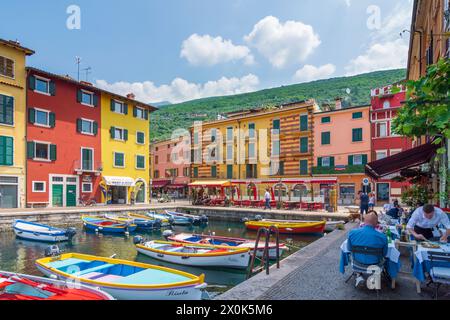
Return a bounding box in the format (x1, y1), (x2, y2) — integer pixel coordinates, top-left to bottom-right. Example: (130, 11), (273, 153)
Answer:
(245, 220), (326, 234)
(136, 240), (251, 269)
(165, 210), (208, 226)
(105, 214), (162, 230)
(13, 220), (76, 243)
(129, 212), (172, 227)
(0, 270), (114, 300)
(167, 233), (287, 259)
(35, 253), (207, 300)
(137, 211), (174, 226)
(259, 218), (344, 233)
(82, 216), (137, 234)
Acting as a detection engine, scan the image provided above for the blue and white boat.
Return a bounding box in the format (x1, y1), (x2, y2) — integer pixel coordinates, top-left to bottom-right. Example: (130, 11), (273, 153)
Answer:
(13, 220), (76, 243)
(105, 214), (162, 230)
(165, 210), (208, 226)
(141, 211), (174, 226)
(82, 216), (137, 234)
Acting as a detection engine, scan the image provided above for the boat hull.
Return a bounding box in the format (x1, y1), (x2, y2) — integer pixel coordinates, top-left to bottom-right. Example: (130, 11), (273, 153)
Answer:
(245, 221), (325, 234)
(13, 220), (70, 243)
(82, 216), (137, 234)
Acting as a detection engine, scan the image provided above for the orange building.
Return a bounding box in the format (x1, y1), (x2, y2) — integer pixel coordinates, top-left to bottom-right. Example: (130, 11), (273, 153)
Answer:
(313, 101), (372, 205)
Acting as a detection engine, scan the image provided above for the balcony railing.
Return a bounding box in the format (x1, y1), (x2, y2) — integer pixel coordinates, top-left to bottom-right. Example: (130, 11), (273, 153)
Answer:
(74, 160), (103, 175)
(312, 165), (365, 175)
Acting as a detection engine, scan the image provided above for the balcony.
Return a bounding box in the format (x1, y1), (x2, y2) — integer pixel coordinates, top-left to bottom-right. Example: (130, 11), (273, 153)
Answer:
(312, 165), (365, 175)
(74, 160), (103, 175)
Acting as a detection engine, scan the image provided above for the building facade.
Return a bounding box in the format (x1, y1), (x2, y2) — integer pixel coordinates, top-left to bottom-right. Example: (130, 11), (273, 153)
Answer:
(26, 68), (102, 207)
(100, 92), (156, 205)
(0, 39), (34, 208)
(370, 84), (413, 204)
(313, 102), (372, 205)
(150, 138), (190, 198)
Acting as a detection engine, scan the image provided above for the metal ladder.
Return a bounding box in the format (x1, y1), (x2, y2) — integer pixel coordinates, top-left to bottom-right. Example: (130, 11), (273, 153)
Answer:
(247, 225), (280, 278)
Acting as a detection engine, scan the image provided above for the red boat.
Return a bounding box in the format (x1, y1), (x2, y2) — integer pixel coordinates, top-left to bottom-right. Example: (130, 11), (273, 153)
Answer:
(0, 271), (114, 300)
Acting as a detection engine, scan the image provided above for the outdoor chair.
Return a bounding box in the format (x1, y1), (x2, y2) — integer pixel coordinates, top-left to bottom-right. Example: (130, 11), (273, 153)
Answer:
(345, 245), (387, 298)
(426, 251), (450, 299)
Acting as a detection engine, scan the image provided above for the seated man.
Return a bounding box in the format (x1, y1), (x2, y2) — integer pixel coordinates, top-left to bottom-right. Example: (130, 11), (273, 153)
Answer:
(385, 201), (402, 220)
(406, 204), (450, 242)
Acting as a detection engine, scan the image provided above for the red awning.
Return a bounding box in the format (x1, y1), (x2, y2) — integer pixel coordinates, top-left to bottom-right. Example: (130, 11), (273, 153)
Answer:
(167, 184), (187, 188)
(365, 141), (439, 180)
(151, 180), (170, 188)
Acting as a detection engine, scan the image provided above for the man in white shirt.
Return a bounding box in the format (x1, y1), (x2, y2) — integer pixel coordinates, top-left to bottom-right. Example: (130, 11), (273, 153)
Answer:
(406, 204), (450, 242)
(264, 188), (271, 210)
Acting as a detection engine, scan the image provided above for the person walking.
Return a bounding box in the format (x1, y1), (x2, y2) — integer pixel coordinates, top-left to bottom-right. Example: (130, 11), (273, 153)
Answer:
(264, 188), (272, 210)
(368, 192), (376, 210)
(359, 191), (369, 219)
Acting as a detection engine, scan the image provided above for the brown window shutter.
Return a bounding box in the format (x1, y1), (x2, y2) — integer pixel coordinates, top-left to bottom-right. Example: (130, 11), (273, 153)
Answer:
(6, 59), (14, 78)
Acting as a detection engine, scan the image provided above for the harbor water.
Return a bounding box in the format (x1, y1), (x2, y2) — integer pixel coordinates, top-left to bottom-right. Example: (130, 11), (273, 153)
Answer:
(0, 219), (321, 298)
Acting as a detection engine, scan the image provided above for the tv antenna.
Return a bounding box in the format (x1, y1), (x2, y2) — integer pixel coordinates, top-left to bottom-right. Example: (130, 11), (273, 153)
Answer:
(82, 67), (92, 82)
(75, 56), (82, 81)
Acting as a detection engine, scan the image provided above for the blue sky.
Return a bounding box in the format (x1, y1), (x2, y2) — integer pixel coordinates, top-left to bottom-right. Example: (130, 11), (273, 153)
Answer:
(1, 0), (413, 103)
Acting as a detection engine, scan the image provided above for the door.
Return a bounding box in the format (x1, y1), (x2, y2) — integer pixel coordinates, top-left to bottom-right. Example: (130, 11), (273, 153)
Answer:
(0, 185), (18, 208)
(376, 183), (390, 202)
(52, 184), (63, 207)
(66, 185), (77, 207)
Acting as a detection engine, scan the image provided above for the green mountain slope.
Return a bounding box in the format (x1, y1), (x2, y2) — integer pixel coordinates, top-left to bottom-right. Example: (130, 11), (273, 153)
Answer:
(151, 69), (406, 141)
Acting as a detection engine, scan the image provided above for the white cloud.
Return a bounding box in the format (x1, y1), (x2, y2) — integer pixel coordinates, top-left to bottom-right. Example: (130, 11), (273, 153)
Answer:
(293, 64), (336, 83)
(180, 34), (254, 66)
(95, 74), (259, 104)
(244, 16), (321, 69)
(345, 39), (409, 75)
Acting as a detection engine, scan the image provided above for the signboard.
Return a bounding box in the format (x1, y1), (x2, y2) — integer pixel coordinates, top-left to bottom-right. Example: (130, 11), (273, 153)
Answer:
(362, 178), (370, 186)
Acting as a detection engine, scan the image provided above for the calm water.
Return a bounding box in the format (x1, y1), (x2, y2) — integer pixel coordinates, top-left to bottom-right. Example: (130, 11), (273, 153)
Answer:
(0, 219), (321, 297)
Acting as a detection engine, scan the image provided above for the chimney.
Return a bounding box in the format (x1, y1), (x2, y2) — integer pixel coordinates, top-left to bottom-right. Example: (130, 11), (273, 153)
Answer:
(126, 93), (135, 100)
(335, 97), (342, 110)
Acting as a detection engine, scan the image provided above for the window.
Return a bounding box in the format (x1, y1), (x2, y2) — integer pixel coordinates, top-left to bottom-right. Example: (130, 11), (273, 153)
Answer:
(272, 139), (280, 156)
(319, 156), (334, 167)
(300, 115), (308, 131)
(249, 123), (255, 139)
(0, 94), (14, 125)
(133, 106), (147, 120)
(0, 136), (14, 166)
(321, 116), (331, 124)
(35, 77), (50, 94)
(110, 127), (127, 141)
(353, 154), (363, 165)
(278, 161), (284, 175)
(352, 128), (363, 142)
(248, 142), (256, 159)
(27, 142), (56, 161)
(321, 132), (330, 145)
(81, 91), (93, 106)
(211, 166), (217, 178)
(194, 132), (199, 144)
(0, 56), (14, 78)
(226, 127), (233, 141)
(300, 137), (308, 153)
(136, 131), (145, 144)
(352, 112), (363, 119)
(82, 183), (92, 193)
(390, 149), (402, 156)
(383, 101), (390, 109)
(272, 119), (280, 133)
(35, 109), (49, 126)
(377, 123), (387, 137)
(193, 167), (198, 178)
(227, 144), (233, 161)
(246, 164), (257, 178)
(136, 155), (145, 169)
(183, 167), (190, 177)
(114, 152), (125, 167)
(111, 100), (127, 114)
(35, 143), (49, 160)
(299, 160), (308, 175)
(29, 108), (55, 128)
(81, 148), (93, 171)
(79, 119), (94, 135)
(376, 151), (387, 160)
(210, 129), (217, 142)
(155, 156), (159, 164)
(227, 165), (233, 179)
(32, 181), (46, 193)
(154, 170), (160, 178)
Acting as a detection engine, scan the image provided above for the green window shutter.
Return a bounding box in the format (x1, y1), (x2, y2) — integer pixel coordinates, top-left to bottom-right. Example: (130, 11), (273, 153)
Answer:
(348, 155), (354, 166)
(110, 127), (115, 139)
(77, 89), (82, 103)
(115, 153), (124, 167)
(300, 137), (308, 153)
(211, 166), (217, 177)
(321, 117), (330, 124)
(300, 160), (308, 175)
(49, 81), (56, 96)
(28, 75), (36, 91)
(227, 165), (233, 179)
(144, 109), (149, 120)
(27, 141), (35, 159)
(0, 136), (5, 165)
(1, 95), (14, 125)
(124, 129), (128, 141)
(133, 107), (137, 117)
(28, 108), (35, 124)
(110, 99), (115, 111)
(137, 132), (144, 144)
(273, 119), (280, 131)
(124, 104), (128, 115)
(318, 157), (322, 167)
(300, 115), (308, 131)
(321, 132), (330, 145)
(330, 157), (335, 167)
(50, 144), (57, 161)
(93, 122), (98, 135)
(49, 112), (55, 128)
(93, 94), (99, 107)
(76, 119), (82, 133)
(362, 154), (368, 165)
(352, 128), (362, 142)
(193, 167), (198, 178)
(352, 112), (363, 119)
(5, 137), (13, 166)
(279, 161), (284, 175)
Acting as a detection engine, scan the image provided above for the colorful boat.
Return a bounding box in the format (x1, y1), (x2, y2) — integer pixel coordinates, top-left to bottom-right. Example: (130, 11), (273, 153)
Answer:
(245, 220), (326, 234)
(82, 216), (137, 234)
(135, 240), (251, 269)
(0, 270), (114, 300)
(167, 232), (287, 259)
(35, 253), (207, 300)
(13, 220), (76, 243)
(105, 214), (161, 230)
(165, 210), (208, 226)
(129, 212), (172, 227)
(259, 218), (344, 233)
(137, 211), (174, 226)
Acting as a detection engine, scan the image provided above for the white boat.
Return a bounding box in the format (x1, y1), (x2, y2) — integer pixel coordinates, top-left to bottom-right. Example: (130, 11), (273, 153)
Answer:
(13, 220), (76, 243)
(136, 240), (251, 269)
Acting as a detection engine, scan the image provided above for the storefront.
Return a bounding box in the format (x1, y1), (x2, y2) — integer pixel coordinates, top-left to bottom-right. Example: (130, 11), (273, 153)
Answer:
(102, 176), (135, 205)
(0, 175), (19, 208)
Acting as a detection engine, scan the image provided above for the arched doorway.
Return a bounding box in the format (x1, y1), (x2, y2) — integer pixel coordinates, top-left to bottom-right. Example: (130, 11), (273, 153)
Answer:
(135, 179), (147, 204)
(273, 183), (288, 201)
(292, 184), (308, 202)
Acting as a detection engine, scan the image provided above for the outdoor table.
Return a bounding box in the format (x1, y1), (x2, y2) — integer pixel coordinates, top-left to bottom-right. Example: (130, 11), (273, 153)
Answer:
(412, 242), (450, 292)
(339, 239), (401, 289)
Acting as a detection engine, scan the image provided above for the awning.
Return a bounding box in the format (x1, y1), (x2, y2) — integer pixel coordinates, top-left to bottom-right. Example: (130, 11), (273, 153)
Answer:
(188, 180), (232, 188)
(365, 142), (439, 180)
(103, 176), (135, 187)
(167, 184), (187, 188)
(151, 180), (170, 188)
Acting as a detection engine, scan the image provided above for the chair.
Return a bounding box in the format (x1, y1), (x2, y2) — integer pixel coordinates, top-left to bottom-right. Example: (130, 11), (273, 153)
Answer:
(345, 245), (386, 297)
(427, 251), (450, 299)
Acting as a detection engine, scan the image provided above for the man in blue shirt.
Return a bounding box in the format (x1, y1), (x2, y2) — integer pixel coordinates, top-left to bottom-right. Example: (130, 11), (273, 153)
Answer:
(359, 191), (369, 218)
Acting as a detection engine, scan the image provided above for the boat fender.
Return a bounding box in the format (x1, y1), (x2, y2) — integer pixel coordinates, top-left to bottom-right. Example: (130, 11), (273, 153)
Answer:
(45, 245), (61, 257)
(133, 235), (144, 245)
(255, 215), (263, 221)
(162, 230), (174, 239)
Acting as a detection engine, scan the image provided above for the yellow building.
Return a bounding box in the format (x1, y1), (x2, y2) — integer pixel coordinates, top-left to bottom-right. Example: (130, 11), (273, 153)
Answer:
(100, 92), (156, 204)
(190, 100), (324, 201)
(0, 39), (34, 208)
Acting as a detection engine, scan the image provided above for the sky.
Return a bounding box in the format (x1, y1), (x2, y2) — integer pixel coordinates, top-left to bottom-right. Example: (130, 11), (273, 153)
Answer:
(1, 0), (413, 104)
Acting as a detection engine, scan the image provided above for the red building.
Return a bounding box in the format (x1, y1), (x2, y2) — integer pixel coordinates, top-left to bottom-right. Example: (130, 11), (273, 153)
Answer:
(26, 68), (102, 207)
(370, 84), (413, 204)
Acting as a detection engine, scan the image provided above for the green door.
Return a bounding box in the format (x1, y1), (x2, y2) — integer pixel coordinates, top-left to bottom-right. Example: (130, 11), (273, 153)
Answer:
(52, 184), (63, 207)
(66, 185), (77, 207)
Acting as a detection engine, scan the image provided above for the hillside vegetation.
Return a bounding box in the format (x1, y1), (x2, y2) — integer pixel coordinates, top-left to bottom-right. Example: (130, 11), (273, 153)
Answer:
(151, 69), (406, 141)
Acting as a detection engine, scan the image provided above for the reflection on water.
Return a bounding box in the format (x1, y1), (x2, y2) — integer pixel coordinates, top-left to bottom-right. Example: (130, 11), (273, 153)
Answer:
(0, 219), (320, 296)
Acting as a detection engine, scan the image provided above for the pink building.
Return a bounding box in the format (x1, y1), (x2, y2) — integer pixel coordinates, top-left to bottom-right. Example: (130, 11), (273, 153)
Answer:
(150, 138), (190, 198)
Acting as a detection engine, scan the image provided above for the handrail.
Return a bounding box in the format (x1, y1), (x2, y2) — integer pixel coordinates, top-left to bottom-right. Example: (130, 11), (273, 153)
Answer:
(247, 225), (280, 278)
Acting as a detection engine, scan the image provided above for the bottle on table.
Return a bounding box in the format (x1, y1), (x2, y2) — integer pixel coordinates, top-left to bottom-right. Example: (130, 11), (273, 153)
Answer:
(386, 228), (392, 244)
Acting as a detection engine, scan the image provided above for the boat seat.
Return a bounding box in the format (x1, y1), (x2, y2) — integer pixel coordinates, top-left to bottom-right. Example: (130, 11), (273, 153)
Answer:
(92, 274), (124, 282)
(165, 247), (184, 252)
(48, 258), (88, 270)
(115, 268), (189, 285)
(72, 264), (114, 276)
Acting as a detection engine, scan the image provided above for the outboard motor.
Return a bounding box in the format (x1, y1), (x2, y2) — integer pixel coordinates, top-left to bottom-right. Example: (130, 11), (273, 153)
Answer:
(45, 245), (61, 257)
(241, 217), (249, 222)
(255, 215), (263, 221)
(168, 217), (175, 225)
(200, 215), (208, 224)
(162, 229), (174, 240)
(153, 219), (162, 230)
(65, 227), (77, 241)
(133, 235), (144, 245)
